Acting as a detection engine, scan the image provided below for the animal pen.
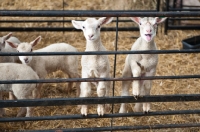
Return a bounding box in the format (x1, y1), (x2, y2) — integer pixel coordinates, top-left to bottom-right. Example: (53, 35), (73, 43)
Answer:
(1, 0), (200, 131)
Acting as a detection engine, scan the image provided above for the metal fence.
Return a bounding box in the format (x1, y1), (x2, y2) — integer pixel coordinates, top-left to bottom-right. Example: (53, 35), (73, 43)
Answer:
(1, 9), (200, 131)
(164, 0), (200, 34)
(0, 0), (160, 32)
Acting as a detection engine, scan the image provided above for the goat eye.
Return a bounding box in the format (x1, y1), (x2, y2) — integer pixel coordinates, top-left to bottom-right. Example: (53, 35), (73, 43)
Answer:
(31, 49), (33, 52)
(96, 25), (100, 30)
(82, 26), (85, 29)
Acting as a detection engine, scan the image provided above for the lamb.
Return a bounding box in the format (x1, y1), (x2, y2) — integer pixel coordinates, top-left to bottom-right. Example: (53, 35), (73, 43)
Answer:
(119, 17), (167, 113)
(72, 17), (113, 116)
(7, 36), (80, 98)
(0, 32), (21, 100)
(0, 63), (39, 117)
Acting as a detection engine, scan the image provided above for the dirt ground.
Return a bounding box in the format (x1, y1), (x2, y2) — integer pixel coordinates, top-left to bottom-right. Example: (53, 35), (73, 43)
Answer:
(1, 0), (200, 131)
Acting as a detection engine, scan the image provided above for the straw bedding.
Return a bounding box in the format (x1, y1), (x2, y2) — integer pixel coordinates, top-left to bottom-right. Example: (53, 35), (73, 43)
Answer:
(1, 0), (200, 131)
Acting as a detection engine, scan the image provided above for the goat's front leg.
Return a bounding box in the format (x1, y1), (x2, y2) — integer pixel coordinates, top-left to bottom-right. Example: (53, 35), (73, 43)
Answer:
(142, 69), (156, 113)
(105, 80), (111, 113)
(134, 83), (145, 112)
(119, 61), (132, 113)
(131, 62), (143, 98)
(80, 81), (91, 116)
(142, 80), (151, 113)
(97, 81), (107, 116)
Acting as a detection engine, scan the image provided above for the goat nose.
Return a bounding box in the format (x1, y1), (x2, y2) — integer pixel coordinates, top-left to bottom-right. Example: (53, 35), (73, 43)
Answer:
(24, 58), (28, 62)
(89, 34), (94, 38)
(146, 29), (151, 33)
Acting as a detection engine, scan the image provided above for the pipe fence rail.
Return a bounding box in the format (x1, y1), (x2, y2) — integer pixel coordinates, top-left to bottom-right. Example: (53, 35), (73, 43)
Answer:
(23, 123), (200, 132)
(1, 10), (200, 17)
(0, 74), (200, 84)
(1, 94), (200, 108)
(1, 49), (200, 56)
(1, 7), (200, 131)
(1, 109), (200, 122)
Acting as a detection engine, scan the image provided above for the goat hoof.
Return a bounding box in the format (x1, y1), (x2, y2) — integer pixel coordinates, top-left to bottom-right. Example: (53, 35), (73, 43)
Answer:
(81, 106), (88, 116)
(98, 114), (103, 117)
(81, 114), (87, 117)
(97, 112), (103, 116)
(144, 110), (150, 114)
(97, 106), (104, 116)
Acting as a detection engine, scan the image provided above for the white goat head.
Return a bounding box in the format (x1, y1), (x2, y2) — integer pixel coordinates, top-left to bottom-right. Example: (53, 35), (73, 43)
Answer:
(71, 17), (113, 42)
(0, 32), (12, 51)
(130, 17), (167, 42)
(6, 36), (41, 64)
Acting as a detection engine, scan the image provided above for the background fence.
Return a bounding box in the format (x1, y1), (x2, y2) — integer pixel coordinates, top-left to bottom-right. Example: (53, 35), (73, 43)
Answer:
(164, 0), (200, 33)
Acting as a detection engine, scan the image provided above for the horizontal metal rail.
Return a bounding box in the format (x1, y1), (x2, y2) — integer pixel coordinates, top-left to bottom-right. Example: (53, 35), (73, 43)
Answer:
(0, 109), (200, 122)
(21, 123), (200, 132)
(1, 94), (200, 108)
(1, 49), (200, 56)
(0, 74), (200, 84)
(169, 18), (200, 20)
(182, 5), (200, 8)
(168, 8), (200, 11)
(0, 19), (134, 23)
(0, 27), (139, 32)
(167, 25), (200, 30)
(0, 18), (138, 32)
(1, 10), (200, 17)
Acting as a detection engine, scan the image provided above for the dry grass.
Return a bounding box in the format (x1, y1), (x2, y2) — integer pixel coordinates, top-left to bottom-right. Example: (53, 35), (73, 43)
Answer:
(1, 0), (200, 131)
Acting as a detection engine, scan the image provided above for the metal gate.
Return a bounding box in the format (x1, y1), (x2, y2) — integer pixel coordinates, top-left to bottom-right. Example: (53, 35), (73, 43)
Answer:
(1, 1), (200, 131)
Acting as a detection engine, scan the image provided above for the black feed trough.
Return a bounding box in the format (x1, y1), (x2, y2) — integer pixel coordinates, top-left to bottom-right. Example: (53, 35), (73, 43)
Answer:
(182, 35), (200, 49)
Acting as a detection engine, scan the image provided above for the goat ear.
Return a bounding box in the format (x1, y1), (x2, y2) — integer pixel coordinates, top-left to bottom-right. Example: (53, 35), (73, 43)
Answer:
(155, 17), (167, 24)
(98, 17), (113, 26)
(6, 41), (18, 48)
(130, 17), (141, 25)
(3, 32), (12, 42)
(30, 36), (41, 47)
(71, 20), (83, 29)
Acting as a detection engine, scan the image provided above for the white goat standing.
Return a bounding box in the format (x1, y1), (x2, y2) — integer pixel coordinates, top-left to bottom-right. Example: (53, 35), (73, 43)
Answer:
(0, 63), (39, 117)
(7, 36), (80, 98)
(119, 17), (167, 113)
(72, 17), (113, 116)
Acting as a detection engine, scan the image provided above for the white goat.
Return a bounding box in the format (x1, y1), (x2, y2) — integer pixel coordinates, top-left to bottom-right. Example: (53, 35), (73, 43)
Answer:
(72, 17), (113, 116)
(0, 33), (21, 100)
(7, 36), (80, 98)
(0, 63), (39, 117)
(119, 17), (167, 113)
